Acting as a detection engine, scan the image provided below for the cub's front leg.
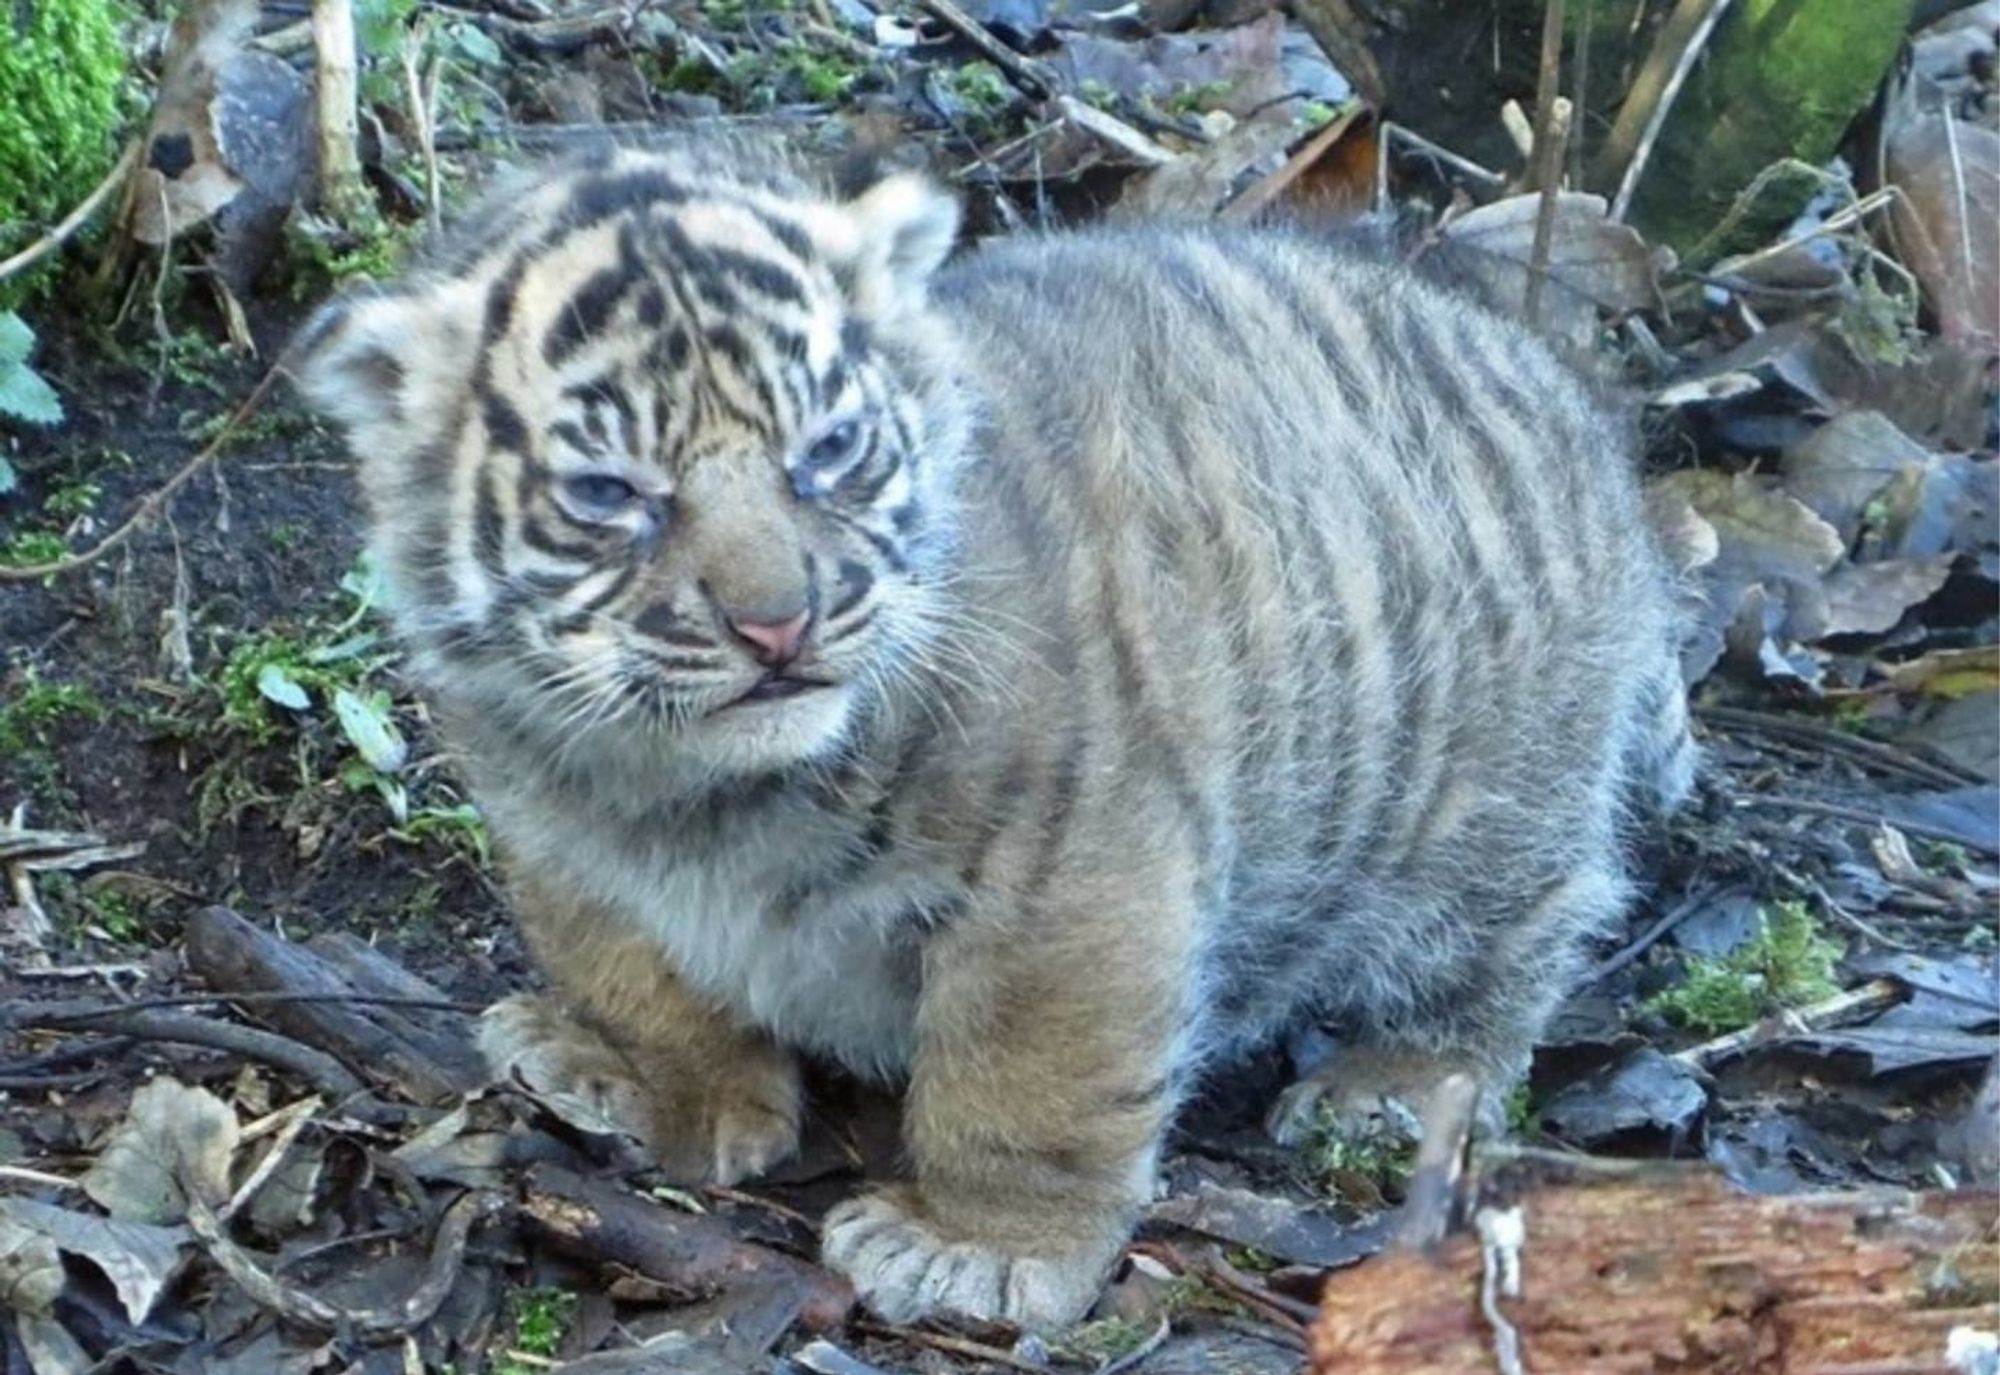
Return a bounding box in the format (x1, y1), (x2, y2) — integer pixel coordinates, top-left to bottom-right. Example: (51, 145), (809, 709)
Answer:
(480, 877), (801, 1186)
(822, 866), (1197, 1332)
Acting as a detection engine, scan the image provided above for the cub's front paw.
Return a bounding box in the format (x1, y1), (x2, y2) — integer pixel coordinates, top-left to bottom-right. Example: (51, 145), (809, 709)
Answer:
(479, 993), (801, 1185)
(821, 1188), (1121, 1332)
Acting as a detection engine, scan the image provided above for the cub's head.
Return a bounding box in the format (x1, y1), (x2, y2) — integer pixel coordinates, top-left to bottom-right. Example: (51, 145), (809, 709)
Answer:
(293, 144), (968, 784)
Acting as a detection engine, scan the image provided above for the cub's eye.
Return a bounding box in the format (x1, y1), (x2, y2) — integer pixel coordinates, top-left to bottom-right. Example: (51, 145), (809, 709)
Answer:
(804, 420), (866, 472)
(559, 472), (639, 518)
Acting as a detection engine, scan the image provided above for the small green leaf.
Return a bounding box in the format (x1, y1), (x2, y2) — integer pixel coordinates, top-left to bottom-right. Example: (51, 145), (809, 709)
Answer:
(0, 312), (34, 365)
(0, 455), (17, 496)
(333, 688), (407, 773)
(307, 631), (381, 664)
(339, 551), (385, 612)
(0, 363), (64, 427)
(255, 664), (311, 711)
(447, 21), (503, 67)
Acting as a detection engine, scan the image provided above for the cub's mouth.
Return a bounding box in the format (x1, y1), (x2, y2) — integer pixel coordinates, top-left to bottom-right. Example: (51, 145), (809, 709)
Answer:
(728, 673), (836, 707)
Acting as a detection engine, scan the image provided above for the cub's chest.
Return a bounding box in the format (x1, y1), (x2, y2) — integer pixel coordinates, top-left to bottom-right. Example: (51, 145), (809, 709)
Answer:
(542, 797), (949, 1079)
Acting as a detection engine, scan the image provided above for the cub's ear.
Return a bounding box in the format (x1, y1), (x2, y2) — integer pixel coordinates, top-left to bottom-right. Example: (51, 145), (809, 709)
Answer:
(838, 171), (961, 320)
(287, 279), (479, 454)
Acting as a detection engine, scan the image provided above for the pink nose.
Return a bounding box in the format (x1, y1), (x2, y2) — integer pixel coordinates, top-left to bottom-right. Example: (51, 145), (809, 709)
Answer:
(730, 609), (810, 666)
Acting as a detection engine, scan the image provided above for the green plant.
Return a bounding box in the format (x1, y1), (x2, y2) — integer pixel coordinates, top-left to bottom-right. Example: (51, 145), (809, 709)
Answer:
(1643, 900), (1843, 1034)
(938, 61), (1015, 134)
(1161, 78), (1234, 117)
(1059, 1316), (1155, 1363)
(0, 0), (128, 306)
(0, 311), (63, 427)
(0, 667), (102, 756)
(498, 1287), (576, 1373)
(1, 530), (68, 570)
(391, 802), (492, 866)
(44, 478), (100, 518)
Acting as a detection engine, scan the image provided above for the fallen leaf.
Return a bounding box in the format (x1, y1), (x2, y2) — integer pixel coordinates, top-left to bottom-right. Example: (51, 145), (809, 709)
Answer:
(1885, 101), (2000, 350)
(1648, 469), (1844, 681)
(1820, 556), (1954, 636)
(82, 1078), (240, 1225)
(0, 1197), (190, 1325)
(0, 1212), (64, 1317)
(1147, 1181), (1389, 1268)
(1779, 410), (1933, 543)
(1884, 646), (2000, 700)
(1442, 191), (1668, 315)
(16, 1316), (91, 1375)
(1537, 1048), (1708, 1149)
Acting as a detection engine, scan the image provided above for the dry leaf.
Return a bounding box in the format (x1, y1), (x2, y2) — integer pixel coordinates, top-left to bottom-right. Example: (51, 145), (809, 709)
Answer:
(0, 1198), (190, 1325)
(1820, 556), (1954, 637)
(1442, 192), (1669, 315)
(1884, 646), (2000, 700)
(1780, 411), (1933, 544)
(1886, 107), (2000, 350)
(82, 1078), (240, 1225)
(0, 1212), (63, 1317)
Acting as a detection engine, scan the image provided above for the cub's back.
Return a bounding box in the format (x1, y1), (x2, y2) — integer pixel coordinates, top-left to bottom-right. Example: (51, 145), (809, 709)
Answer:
(926, 222), (1688, 1043)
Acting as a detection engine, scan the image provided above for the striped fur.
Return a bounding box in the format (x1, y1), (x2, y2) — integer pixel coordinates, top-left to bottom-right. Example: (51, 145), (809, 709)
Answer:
(294, 140), (1695, 1331)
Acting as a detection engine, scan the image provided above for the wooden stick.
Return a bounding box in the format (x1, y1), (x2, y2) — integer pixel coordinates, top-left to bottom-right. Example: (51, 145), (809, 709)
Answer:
(0, 140), (142, 285)
(1524, 0), (1570, 328)
(1601, 0), (1737, 221)
(914, 0), (1056, 99)
(1672, 976), (1907, 1070)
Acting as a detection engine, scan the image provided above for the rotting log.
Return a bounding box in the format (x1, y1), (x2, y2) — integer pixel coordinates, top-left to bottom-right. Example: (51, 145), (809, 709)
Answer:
(184, 905), (486, 1103)
(1309, 1151), (2000, 1375)
(518, 1164), (855, 1332)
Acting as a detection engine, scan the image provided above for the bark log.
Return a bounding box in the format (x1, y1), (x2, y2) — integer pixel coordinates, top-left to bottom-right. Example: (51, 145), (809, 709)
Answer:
(518, 1164), (854, 1331)
(183, 904), (486, 1104)
(1310, 1153), (2000, 1375)
(310, 0), (370, 223)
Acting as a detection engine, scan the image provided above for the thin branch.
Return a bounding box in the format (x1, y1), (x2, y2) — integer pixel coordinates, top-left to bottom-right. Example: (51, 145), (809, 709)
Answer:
(1524, 0), (1569, 327)
(1589, 883), (1723, 984)
(1696, 704), (1978, 789)
(1603, 0), (1737, 222)
(0, 140), (142, 285)
(1734, 796), (1999, 859)
(1672, 977), (1907, 1069)
(914, 0), (1057, 99)
(0, 361), (284, 583)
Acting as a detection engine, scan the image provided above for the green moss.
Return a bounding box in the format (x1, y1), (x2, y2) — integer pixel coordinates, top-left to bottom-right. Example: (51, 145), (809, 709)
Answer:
(0, 0), (129, 306)
(1643, 900), (1843, 1035)
(498, 1287), (576, 1372)
(0, 667), (102, 757)
(1630, 0), (1914, 257)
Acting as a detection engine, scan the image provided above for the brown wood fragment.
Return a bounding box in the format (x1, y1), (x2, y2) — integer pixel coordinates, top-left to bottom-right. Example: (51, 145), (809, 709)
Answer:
(1308, 1157), (2000, 1375)
(184, 905), (486, 1104)
(518, 1165), (854, 1331)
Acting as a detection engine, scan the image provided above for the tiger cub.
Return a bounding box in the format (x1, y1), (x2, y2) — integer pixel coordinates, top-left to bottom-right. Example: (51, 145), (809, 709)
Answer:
(294, 139), (1694, 1330)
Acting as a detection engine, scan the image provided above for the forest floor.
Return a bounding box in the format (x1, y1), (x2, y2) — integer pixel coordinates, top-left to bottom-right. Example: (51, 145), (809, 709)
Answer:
(1, 1), (1996, 1372)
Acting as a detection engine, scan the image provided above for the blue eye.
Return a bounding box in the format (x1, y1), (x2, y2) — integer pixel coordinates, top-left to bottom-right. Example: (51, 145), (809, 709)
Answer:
(805, 420), (866, 471)
(560, 472), (639, 516)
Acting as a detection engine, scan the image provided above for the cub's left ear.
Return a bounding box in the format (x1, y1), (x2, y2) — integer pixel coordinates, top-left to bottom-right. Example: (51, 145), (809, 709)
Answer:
(840, 171), (961, 320)
(286, 278), (479, 458)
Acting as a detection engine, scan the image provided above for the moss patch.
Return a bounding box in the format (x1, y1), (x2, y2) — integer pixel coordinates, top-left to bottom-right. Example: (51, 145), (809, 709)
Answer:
(0, 0), (129, 305)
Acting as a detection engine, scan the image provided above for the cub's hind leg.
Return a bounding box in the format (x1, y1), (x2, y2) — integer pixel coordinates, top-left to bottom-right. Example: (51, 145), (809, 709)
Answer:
(1269, 865), (1630, 1147)
(481, 879), (801, 1186)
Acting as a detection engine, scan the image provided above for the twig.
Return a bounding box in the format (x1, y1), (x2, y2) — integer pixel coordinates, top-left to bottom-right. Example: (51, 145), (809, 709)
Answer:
(1733, 796), (1999, 859)
(1672, 976), (1907, 1070)
(3, 990), (483, 1019)
(1696, 704), (1979, 789)
(1604, 0), (1736, 221)
(0, 140), (142, 285)
(0, 361), (285, 582)
(1523, 0), (1569, 327)
(699, 1183), (816, 1231)
(1588, 883), (1723, 984)
(914, 0), (1056, 99)
(401, 29), (444, 233)
(1096, 1316), (1172, 1375)
(850, 1320), (1051, 1373)
(1395, 1072), (1482, 1250)
(186, 1187), (497, 1335)
(2, 1004), (368, 1104)
(0, 1165), (84, 1191)
(222, 1095), (323, 1223)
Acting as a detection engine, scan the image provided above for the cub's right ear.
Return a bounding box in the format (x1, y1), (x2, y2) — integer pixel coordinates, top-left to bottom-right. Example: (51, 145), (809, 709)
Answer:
(287, 280), (478, 455)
